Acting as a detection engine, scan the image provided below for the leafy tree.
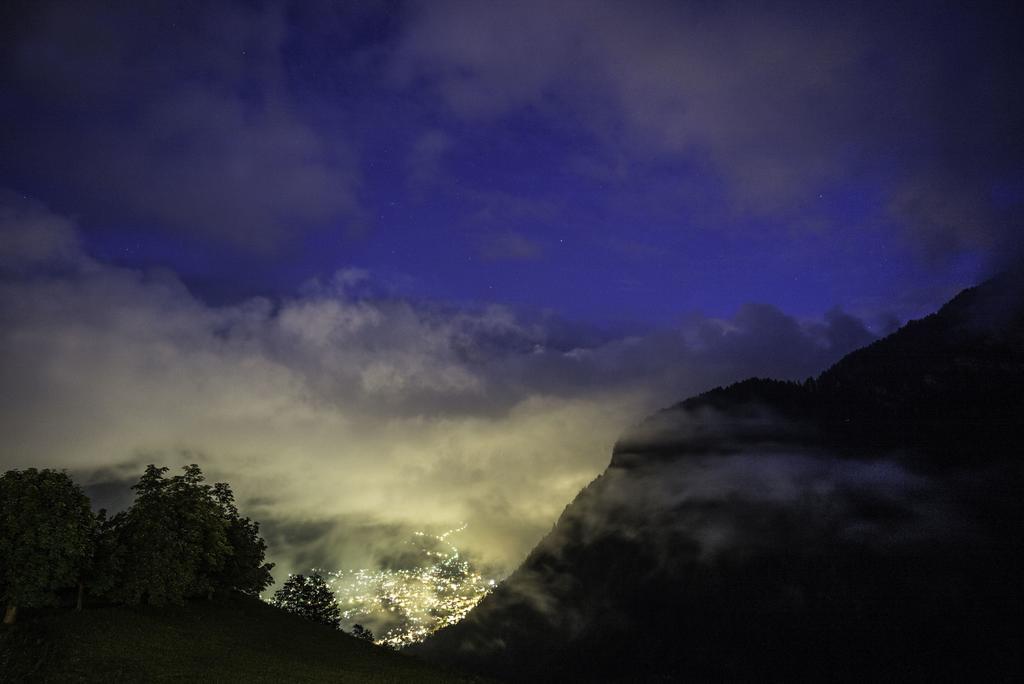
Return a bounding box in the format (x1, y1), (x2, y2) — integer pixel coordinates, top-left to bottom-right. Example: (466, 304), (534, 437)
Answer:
(0, 469), (94, 625)
(79, 508), (122, 607)
(210, 482), (274, 596)
(109, 465), (230, 606)
(272, 573), (341, 628)
(351, 624), (375, 642)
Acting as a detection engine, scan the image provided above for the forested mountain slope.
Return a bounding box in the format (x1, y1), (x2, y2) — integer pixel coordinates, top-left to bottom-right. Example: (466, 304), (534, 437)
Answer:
(415, 276), (1024, 682)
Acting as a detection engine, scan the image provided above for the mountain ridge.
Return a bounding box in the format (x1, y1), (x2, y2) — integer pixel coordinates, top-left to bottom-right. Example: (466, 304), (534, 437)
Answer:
(415, 276), (1024, 681)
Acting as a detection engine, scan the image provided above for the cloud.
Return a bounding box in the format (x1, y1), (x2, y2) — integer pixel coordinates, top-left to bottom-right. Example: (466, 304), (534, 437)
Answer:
(430, 399), (992, 666)
(393, 1), (855, 205)
(0, 202), (878, 580)
(0, 1), (359, 248)
(583, 452), (947, 562)
(393, 0), (1023, 260)
(2, 0), (1019, 275)
(0, 193), (88, 272)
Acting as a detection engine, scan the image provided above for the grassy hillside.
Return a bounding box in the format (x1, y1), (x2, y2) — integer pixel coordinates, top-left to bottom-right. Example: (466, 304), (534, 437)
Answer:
(0, 595), (483, 682)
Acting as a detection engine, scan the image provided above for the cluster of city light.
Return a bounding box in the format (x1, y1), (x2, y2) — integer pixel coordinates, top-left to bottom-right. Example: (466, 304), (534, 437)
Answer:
(320, 524), (497, 648)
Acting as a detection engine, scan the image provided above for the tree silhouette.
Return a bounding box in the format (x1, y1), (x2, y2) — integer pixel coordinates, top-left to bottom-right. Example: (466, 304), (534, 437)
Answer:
(272, 573), (341, 628)
(79, 508), (121, 608)
(0, 469), (94, 625)
(210, 482), (274, 596)
(351, 624), (375, 642)
(108, 465), (230, 605)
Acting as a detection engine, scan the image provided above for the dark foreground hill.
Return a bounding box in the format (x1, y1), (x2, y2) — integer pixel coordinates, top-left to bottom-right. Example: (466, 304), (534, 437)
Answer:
(415, 276), (1024, 682)
(0, 594), (481, 682)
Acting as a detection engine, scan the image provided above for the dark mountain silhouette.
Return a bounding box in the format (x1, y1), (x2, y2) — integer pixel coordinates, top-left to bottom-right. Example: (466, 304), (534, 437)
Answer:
(414, 276), (1024, 682)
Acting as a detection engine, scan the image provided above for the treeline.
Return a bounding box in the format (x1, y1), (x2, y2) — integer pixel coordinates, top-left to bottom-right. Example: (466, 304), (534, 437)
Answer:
(0, 465), (273, 625)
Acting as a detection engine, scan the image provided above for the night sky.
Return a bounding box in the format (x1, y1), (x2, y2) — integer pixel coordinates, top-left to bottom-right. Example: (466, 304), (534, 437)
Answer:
(1, 1), (1022, 582)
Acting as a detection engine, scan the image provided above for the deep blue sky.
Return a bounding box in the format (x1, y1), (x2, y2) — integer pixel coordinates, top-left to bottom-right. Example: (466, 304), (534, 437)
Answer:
(2, 0), (1020, 329)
